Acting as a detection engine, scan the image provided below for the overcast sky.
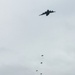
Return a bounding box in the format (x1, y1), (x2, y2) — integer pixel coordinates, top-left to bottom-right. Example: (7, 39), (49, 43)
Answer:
(0, 0), (75, 75)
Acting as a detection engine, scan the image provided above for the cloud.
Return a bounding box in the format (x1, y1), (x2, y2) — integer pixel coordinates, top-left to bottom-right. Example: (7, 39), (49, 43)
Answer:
(0, 0), (75, 75)
(0, 65), (34, 75)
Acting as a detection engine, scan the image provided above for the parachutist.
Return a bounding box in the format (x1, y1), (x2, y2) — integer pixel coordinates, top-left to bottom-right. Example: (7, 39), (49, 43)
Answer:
(40, 62), (43, 64)
(36, 70), (38, 72)
(40, 73), (42, 75)
(41, 55), (44, 57)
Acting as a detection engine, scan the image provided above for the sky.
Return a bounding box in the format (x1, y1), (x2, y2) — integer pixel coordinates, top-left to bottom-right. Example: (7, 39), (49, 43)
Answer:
(0, 0), (75, 75)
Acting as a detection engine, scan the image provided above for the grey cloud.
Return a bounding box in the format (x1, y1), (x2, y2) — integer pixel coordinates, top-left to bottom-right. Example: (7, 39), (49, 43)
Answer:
(0, 65), (34, 75)
(0, 0), (75, 75)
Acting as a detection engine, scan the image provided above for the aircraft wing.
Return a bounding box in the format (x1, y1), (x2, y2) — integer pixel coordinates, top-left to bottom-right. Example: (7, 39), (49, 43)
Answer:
(39, 12), (46, 16)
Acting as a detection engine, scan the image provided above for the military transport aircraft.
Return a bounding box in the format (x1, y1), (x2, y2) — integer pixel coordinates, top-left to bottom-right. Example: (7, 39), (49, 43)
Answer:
(39, 10), (55, 16)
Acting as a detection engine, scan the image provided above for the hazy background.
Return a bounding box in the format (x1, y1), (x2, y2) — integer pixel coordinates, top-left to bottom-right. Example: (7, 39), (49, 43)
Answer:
(0, 0), (75, 75)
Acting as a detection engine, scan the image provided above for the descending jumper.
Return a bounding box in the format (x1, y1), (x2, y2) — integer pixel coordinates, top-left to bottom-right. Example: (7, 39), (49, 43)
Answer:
(36, 55), (44, 75)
